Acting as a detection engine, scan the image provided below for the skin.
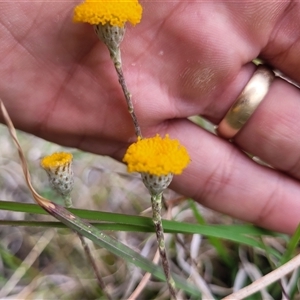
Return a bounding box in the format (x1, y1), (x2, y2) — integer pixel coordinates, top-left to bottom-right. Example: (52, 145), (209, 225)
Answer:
(1, 1), (300, 234)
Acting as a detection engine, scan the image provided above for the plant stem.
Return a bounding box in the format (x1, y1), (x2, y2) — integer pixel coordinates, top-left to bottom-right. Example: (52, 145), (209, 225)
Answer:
(63, 195), (111, 300)
(94, 23), (142, 138)
(112, 48), (142, 138)
(151, 193), (177, 300)
(63, 194), (73, 208)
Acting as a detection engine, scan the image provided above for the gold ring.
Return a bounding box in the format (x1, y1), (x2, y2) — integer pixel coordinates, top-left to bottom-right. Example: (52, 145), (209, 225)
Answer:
(217, 65), (275, 139)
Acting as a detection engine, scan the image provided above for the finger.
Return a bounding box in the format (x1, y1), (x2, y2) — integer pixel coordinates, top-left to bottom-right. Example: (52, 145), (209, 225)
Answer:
(162, 119), (300, 235)
(224, 2), (300, 178)
(134, 2), (300, 181)
(261, 1), (300, 82)
(232, 76), (300, 180)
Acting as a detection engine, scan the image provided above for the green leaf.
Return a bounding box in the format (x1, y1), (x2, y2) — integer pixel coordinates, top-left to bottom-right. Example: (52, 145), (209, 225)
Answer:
(0, 200), (280, 258)
(280, 222), (300, 265)
(38, 200), (201, 297)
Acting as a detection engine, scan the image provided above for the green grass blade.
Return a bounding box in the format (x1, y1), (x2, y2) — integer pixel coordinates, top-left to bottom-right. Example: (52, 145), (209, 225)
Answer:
(0, 220), (150, 232)
(40, 201), (201, 297)
(0, 200), (275, 234)
(0, 201), (45, 214)
(280, 223), (300, 265)
(0, 200), (280, 257)
(0, 200), (153, 227)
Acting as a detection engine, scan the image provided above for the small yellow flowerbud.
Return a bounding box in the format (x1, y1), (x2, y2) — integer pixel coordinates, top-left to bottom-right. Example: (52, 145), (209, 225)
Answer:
(40, 152), (74, 197)
(123, 134), (190, 195)
(73, 0), (143, 63)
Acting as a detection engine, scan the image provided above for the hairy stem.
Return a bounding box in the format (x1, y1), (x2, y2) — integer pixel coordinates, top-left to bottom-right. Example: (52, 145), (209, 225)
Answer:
(151, 193), (177, 299)
(112, 48), (142, 138)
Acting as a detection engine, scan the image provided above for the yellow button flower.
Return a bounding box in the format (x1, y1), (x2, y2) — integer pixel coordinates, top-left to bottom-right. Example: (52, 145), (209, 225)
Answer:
(41, 152), (74, 197)
(123, 135), (190, 177)
(41, 152), (73, 170)
(73, 0), (143, 27)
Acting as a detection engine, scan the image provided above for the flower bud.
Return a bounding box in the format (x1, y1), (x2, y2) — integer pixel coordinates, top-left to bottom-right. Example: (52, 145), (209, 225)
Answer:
(41, 152), (74, 197)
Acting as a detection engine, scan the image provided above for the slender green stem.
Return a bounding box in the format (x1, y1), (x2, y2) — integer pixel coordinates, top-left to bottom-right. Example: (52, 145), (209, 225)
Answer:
(63, 194), (73, 208)
(63, 195), (111, 300)
(151, 193), (177, 300)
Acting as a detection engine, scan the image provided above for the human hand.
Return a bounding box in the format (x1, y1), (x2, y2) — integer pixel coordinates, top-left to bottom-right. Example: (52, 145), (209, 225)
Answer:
(1, 1), (300, 234)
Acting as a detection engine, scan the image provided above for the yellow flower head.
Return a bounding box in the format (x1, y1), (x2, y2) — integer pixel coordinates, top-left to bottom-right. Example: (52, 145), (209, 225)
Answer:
(41, 152), (74, 197)
(123, 135), (190, 176)
(73, 0), (143, 27)
(41, 152), (73, 170)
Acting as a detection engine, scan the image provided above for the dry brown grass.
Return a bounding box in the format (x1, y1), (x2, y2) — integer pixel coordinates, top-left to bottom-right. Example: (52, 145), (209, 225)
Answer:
(0, 123), (299, 299)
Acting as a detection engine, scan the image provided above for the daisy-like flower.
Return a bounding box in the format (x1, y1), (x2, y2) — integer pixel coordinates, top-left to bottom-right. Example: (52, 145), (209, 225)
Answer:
(73, 0), (143, 27)
(123, 134), (190, 195)
(73, 0), (143, 65)
(124, 135), (189, 297)
(41, 152), (74, 197)
(73, 0), (143, 58)
(73, 0), (143, 138)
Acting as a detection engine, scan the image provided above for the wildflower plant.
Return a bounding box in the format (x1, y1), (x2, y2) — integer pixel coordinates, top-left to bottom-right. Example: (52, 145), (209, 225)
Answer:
(124, 135), (190, 298)
(73, 0), (143, 138)
(74, 1), (190, 298)
(0, 94), (199, 297)
(40, 152), (74, 206)
(41, 151), (109, 298)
